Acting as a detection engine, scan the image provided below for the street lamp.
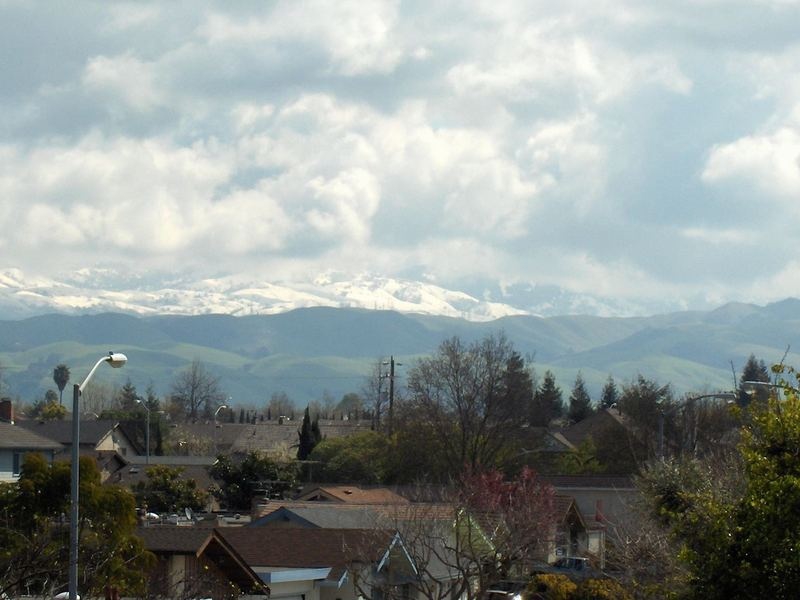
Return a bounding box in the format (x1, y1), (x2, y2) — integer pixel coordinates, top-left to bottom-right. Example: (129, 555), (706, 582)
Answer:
(658, 392), (736, 460)
(70, 352), (127, 600)
(213, 404), (229, 454)
(135, 398), (151, 465)
(742, 380), (800, 395)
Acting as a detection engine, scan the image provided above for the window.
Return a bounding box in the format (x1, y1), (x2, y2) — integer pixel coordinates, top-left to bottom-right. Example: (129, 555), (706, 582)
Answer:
(12, 452), (22, 476)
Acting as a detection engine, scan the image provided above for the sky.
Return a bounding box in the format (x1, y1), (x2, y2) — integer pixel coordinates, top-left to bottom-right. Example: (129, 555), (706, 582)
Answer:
(2, 0), (800, 316)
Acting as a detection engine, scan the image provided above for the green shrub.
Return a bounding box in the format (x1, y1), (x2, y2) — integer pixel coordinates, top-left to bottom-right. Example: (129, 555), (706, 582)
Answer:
(528, 574), (577, 600)
(573, 578), (632, 600)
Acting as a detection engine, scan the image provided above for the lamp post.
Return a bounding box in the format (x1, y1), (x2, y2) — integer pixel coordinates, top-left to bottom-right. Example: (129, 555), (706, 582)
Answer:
(742, 380), (800, 395)
(70, 352), (127, 600)
(658, 392), (736, 460)
(135, 398), (151, 465)
(213, 404), (229, 454)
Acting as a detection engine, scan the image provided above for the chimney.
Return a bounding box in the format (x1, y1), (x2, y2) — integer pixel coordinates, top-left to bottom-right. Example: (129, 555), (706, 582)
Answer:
(0, 398), (13, 424)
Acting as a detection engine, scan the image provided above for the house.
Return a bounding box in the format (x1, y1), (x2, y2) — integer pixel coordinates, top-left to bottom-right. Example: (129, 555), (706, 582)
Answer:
(218, 527), (419, 600)
(251, 501), (384, 529)
(113, 455), (222, 512)
(545, 474), (637, 528)
(18, 418), (139, 457)
(137, 526), (268, 599)
(560, 408), (642, 473)
(17, 418), (138, 481)
(0, 400), (63, 482)
(295, 485), (411, 505)
(549, 496), (606, 569)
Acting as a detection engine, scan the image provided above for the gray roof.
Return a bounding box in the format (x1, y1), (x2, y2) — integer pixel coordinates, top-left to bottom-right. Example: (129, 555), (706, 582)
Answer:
(0, 422), (63, 450)
(127, 455), (217, 466)
(17, 419), (120, 446)
(250, 504), (383, 529)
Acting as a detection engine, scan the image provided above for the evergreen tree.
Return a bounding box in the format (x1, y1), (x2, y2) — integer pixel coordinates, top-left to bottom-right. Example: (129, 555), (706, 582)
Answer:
(504, 351), (535, 417)
(568, 373), (594, 422)
(738, 354), (771, 406)
(118, 379), (140, 412)
(530, 370), (564, 426)
(239, 407), (245, 423)
(297, 406), (316, 460)
(600, 375), (620, 409)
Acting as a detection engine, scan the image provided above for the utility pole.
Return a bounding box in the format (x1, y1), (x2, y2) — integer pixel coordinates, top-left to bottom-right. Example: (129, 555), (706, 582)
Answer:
(383, 356), (402, 435)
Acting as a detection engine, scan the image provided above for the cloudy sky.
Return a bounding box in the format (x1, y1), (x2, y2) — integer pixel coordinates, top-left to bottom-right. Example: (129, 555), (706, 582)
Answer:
(2, 0), (800, 316)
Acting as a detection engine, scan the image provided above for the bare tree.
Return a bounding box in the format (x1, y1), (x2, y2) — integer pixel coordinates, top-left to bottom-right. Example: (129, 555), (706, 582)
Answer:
(351, 469), (557, 600)
(170, 360), (225, 421)
(362, 359), (387, 430)
(405, 334), (532, 473)
(266, 391), (293, 419)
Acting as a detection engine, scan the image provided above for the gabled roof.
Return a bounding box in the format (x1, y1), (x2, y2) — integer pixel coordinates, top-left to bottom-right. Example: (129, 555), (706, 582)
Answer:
(560, 408), (630, 447)
(137, 526), (213, 553)
(250, 503), (383, 529)
(0, 422), (63, 451)
(296, 485), (411, 504)
(137, 526), (266, 594)
(218, 527), (397, 583)
(17, 419), (123, 447)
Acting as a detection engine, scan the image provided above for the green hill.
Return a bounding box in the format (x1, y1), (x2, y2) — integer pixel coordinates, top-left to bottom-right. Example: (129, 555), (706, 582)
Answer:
(1, 301), (798, 406)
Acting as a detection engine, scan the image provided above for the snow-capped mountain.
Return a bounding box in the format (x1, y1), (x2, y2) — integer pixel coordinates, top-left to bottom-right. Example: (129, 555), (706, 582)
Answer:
(0, 268), (534, 321)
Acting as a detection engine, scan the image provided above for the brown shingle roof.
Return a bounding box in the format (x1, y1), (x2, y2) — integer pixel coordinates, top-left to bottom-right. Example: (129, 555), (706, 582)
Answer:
(218, 527), (395, 580)
(137, 526), (212, 553)
(297, 485), (411, 504)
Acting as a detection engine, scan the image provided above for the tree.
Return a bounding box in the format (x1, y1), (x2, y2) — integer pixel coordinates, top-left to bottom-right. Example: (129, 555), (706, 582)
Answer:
(210, 451), (299, 510)
(638, 365), (800, 599)
(310, 430), (392, 483)
(738, 353), (771, 406)
(567, 373), (594, 423)
(297, 406), (317, 460)
(361, 359), (387, 429)
(133, 465), (208, 513)
(170, 360), (225, 421)
(0, 454), (152, 598)
(52, 364), (70, 405)
(117, 378), (141, 411)
(618, 375), (673, 461)
(530, 370), (564, 426)
(266, 391), (293, 418)
(405, 334), (533, 474)
(556, 438), (603, 475)
(599, 375), (619, 409)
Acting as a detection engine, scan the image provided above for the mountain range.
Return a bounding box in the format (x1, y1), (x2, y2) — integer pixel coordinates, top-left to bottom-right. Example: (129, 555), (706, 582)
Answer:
(1, 294), (799, 407)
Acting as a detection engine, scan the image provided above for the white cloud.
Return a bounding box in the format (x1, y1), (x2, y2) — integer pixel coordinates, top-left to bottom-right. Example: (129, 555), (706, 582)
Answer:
(198, 0), (405, 76)
(703, 127), (800, 203)
(82, 53), (163, 111)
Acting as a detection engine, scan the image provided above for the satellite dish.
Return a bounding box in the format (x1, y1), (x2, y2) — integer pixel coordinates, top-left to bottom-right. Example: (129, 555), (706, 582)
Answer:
(185, 507), (194, 521)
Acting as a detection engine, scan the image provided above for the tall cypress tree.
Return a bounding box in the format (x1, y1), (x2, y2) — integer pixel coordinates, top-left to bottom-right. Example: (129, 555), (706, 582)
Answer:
(297, 406), (315, 460)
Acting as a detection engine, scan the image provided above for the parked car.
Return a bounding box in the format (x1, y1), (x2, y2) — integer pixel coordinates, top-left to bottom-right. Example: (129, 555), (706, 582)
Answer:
(484, 580), (528, 600)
